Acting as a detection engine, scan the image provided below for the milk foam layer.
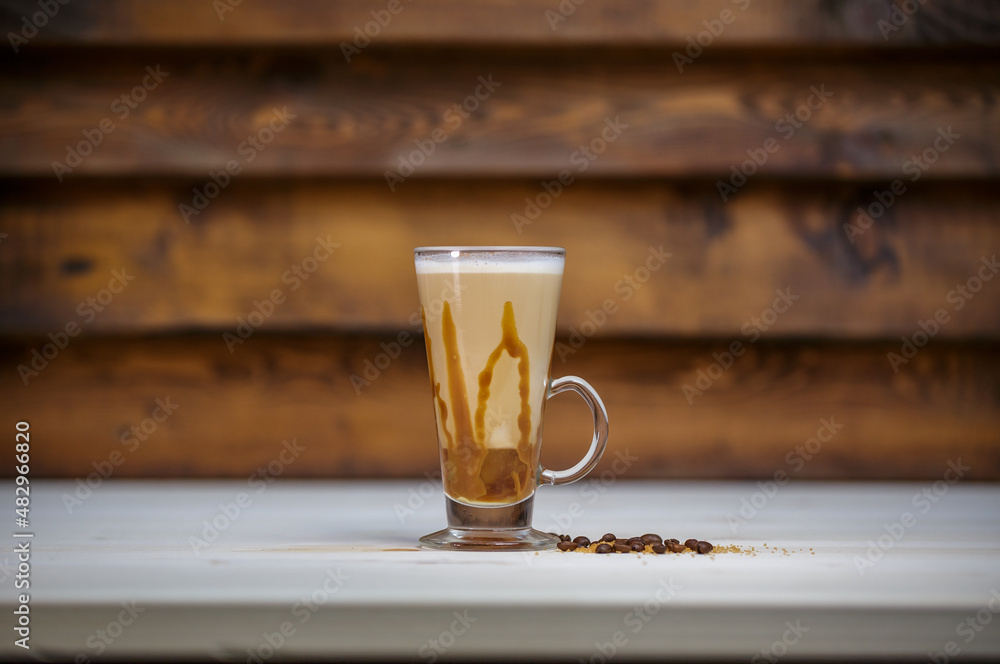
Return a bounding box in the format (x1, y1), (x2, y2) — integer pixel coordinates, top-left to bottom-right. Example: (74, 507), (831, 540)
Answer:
(415, 248), (564, 274)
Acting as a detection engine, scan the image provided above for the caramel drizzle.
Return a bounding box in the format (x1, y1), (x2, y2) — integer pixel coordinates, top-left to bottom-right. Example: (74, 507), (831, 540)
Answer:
(431, 300), (533, 503)
(421, 307), (452, 450)
(440, 301), (487, 499)
(475, 301), (532, 463)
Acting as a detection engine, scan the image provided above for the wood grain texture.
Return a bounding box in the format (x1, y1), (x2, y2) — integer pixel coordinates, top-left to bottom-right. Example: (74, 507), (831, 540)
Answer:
(3, 335), (997, 480)
(1, 179), (998, 337)
(1, 50), (998, 178)
(3, 0), (999, 46)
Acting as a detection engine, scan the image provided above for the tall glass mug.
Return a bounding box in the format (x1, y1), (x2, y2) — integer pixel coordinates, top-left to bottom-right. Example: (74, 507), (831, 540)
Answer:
(414, 246), (609, 551)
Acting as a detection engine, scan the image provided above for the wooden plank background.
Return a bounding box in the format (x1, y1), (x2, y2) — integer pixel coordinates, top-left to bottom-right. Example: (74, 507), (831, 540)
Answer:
(2, 50), (998, 178)
(2, 1), (999, 480)
(2, 179), (999, 337)
(4, 0), (1000, 46)
(3, 336), (997, 479)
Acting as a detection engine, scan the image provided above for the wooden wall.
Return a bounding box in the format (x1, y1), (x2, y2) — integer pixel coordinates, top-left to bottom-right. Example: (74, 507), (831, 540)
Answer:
(1, 1), (999, 480)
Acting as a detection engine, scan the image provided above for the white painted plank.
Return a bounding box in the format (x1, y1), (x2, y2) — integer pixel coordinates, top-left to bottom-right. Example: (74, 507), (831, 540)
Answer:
(2, 480), (999, 661)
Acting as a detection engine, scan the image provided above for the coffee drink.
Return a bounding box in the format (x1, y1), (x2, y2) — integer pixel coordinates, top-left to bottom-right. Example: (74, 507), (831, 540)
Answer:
(415, 250), (564, 506)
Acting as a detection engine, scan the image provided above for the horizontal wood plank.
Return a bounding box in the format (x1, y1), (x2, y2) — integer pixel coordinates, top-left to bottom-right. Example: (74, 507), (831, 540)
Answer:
(1, 51), (998, 178)
(3, 335), (997, 480)
(4, 0), (1000, 46)
(1, 179), (998, 337)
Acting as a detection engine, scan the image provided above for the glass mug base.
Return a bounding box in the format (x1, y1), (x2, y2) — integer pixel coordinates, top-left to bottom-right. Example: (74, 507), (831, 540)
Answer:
(419, 494), (560, 551)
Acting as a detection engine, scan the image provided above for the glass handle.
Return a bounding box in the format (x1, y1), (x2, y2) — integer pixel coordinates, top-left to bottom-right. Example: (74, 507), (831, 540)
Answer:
(539, 376), (609, 486)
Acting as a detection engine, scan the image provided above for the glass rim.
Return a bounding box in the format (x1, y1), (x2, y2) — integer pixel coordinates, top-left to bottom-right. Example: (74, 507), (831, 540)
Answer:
(414, 246), (565, 255)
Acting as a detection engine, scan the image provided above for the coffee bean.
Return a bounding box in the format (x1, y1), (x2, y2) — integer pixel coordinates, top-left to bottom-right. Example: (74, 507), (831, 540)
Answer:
(559, 533), (719, 555)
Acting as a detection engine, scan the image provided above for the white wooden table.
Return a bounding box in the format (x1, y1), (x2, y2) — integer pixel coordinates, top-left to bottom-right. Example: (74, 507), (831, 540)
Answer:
(3, 479), (999, 661)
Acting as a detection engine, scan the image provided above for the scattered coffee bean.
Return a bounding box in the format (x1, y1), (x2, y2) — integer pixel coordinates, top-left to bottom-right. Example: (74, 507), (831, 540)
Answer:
(552, 533), (719, 555)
